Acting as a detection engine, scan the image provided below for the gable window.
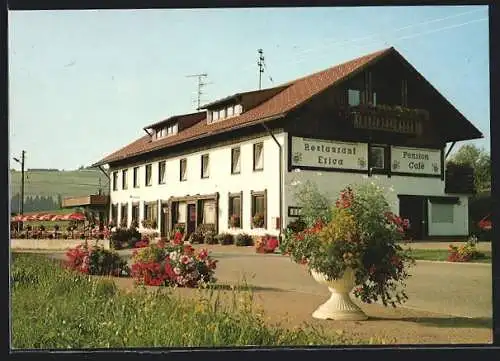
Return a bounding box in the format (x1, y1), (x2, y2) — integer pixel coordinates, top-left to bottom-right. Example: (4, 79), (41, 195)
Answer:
(122, 169), (128, 190)
(212, 111), (219, 122)
(201, 154), (210, 179)
(348, 89), (361, 106)
(145, 164), (152, 186)
(228, 192), (242, 228)
(180, 158), (187, 181)
(227, 105), (234, 117)
(219, 108), (226, 120)
(158, 161), (166, 184)
(120, 203), (128, 227)
(231, 147), (241, 174)
(370, 146), (386, 170)
(234, 104), (243, 115)
(251, 190), (267, 229)
(112, 171), (118, 191)
(133, 167), (139, 188)
(207, 111), (213, 123)
(253, 142), (264, 171)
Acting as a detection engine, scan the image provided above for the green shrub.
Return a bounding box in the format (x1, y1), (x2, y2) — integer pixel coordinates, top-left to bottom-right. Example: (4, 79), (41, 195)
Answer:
(216, 233), (234, 245)
(235, 233), (253, 247)
(188, 230), (205, 244)
(204, 231), (217, 244)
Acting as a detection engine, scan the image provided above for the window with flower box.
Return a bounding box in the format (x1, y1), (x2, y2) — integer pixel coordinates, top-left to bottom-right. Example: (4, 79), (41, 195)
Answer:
(231, 147), (241, 174)
(251, 189), (267, 229)
(120, 203), (128, 227)
(228, 192), (243, 228)
(145, 164), (152, 186)
(111, 204), (118, 224)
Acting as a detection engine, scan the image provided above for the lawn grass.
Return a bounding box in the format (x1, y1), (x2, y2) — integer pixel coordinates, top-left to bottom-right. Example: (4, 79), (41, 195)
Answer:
(408, 249), (492, 264)
(11, 254), (381, 349)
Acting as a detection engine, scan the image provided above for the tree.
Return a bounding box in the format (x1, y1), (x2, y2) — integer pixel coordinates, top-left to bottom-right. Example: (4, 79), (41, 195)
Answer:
(448, 144), (491, 192)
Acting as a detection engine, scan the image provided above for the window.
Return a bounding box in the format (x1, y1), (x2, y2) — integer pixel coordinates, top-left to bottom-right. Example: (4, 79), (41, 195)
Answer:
(120, 203), (128, 227)
(228, 193), (242, 228)
(212, 111), (219, 122)
(201, 199), (216, 224)
(180, 158), (187, 181)
(201, 154), (210, 179)
(122, 169), (128, 190)
(370, 146), (385, 169)
(253, 142), (264, 171)
(144, 203), (157, 222)
(131, 204), (139, 224)
(431, 203), (454, 223)
(231, 147), (241, 174)
(158, 161), (166, 184)
(177, 202), (187, 223)
(234, 104), (243, 115)
(133, 167), (139, 188)
(218, 108), (226, 120)
(145, 164), (152, 186)
(172, 123), (178, 135)
(207, 111), (213, 123)
(227, 105), (234, 117)
(112, 172), (118, 191)
(111, 204), (118, 223)
(251, 190), (267, 229)
(348, 89), (361, 106)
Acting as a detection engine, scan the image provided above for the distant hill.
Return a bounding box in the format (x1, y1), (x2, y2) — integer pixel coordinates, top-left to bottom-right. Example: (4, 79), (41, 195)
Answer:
(10, 168), (110, 213)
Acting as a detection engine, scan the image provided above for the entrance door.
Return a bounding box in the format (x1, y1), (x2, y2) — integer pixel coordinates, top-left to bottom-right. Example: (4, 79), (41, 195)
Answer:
(186, 203), (196, 236)
(398, 195), (428, 240)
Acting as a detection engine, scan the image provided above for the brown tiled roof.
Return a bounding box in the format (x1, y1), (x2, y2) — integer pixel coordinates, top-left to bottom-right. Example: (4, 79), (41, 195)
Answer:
(94, 47), (392, 166)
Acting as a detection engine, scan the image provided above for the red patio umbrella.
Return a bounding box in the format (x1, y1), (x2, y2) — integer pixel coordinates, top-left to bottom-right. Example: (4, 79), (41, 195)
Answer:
(38, 214), (55, 221)
(68, 212), (86, 221)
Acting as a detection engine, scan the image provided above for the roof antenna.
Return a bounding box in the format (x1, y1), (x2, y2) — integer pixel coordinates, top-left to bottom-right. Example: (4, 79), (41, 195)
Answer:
(257, 49), (265, 90)
(186, 73), (209, 110)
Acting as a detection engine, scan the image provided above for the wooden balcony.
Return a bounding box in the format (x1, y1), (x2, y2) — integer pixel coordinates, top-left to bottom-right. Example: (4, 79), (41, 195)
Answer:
(62, 194), (109, 208)
(347, 105), (428, 136)
(445, 163), (475, 194)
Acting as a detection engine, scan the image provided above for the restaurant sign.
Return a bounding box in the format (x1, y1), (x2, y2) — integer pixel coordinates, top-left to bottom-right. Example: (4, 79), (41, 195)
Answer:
(291, 137), (368, 171)
(391, 146), (441, 175)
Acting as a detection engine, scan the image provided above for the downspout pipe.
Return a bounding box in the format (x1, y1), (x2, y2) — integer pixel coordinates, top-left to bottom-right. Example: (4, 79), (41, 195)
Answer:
(261, 122), (283, 241)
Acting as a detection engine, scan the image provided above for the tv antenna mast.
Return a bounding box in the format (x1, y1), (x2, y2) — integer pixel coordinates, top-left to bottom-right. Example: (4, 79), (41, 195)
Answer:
(257, 49), (265, 90)
(186, 73), (211, 110)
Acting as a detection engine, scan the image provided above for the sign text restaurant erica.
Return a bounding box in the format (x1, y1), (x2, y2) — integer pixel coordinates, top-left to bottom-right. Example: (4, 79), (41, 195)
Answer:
(302, 142), (357, 166)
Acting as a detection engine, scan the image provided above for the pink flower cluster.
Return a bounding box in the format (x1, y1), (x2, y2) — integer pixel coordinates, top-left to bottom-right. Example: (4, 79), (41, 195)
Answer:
(131, 238), (217, 287)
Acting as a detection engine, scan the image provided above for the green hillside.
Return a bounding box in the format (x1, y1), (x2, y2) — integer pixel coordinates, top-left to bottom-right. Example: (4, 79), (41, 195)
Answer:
(10, 169), (110, 213)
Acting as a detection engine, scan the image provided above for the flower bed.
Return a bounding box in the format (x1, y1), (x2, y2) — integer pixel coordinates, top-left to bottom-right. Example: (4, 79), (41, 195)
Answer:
(447, 236), (485, 262)
(130, 232), (217, 287)
(255, 235), (279, 253)
(65, 243), (129, 276)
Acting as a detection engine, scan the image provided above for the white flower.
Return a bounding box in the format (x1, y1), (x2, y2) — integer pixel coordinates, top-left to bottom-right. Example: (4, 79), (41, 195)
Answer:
(169, 251), (178, 260)
(173, 267), (181, 275)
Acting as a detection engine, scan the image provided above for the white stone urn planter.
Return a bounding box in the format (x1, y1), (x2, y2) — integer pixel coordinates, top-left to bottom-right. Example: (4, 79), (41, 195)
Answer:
(310, 268), (368, 321)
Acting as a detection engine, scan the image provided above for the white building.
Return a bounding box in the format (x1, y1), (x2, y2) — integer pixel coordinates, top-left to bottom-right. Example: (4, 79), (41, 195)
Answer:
(93, 47), (482, 240)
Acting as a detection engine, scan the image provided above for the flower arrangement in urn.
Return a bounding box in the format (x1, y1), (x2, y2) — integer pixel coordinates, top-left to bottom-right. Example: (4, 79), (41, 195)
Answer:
(280, 180), (415, 320)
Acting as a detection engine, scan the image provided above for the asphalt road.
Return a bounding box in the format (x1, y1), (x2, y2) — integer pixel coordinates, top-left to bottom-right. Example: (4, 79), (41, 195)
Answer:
(45, 248), (492, 319)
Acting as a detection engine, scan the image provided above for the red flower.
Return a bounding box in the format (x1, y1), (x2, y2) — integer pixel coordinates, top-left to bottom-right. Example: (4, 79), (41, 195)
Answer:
(173, 232), (183, 245)
(183, 244), (195, 256)
(197, 248), (209, 261)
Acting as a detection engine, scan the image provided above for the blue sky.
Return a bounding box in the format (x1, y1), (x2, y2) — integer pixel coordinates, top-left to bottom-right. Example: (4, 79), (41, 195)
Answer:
(9, 6), (490, 170)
